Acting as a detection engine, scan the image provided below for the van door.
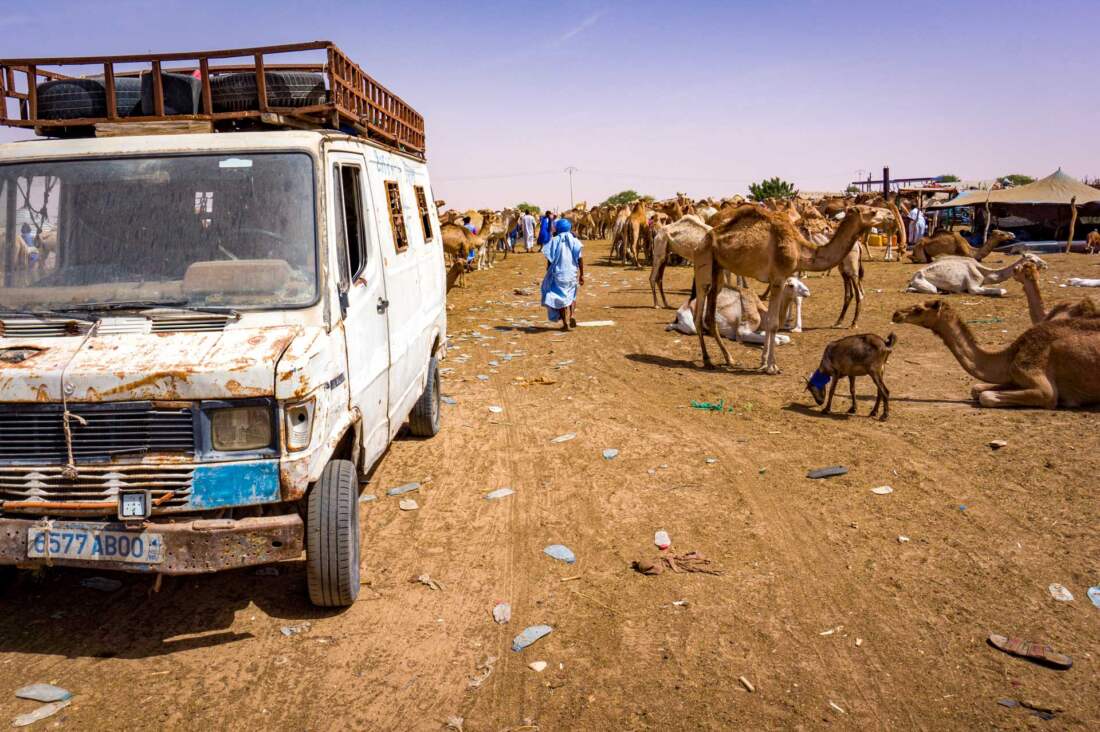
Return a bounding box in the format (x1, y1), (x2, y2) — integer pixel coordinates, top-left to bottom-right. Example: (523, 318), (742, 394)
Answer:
(330, 153), (391, 468)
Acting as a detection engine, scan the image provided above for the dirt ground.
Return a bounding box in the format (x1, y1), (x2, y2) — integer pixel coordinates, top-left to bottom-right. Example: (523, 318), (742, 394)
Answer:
(1, 241), (1098, 731)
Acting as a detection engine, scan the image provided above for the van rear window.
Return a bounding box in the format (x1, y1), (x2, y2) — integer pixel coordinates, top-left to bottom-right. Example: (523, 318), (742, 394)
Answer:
(385, 181), (409, 252)
(414, 185), (433, 243)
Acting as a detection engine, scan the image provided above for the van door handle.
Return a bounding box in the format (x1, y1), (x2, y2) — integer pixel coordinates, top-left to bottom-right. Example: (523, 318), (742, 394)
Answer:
(377, 298), (390, 314)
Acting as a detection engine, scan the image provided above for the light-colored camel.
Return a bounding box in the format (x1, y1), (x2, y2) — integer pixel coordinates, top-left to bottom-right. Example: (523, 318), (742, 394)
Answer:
(834, 242), (865, 328)
(1013, 260), (1100, 323)
(891, 299), (1100, 408)
(906, 253), (1045, 296)
(470, 212), (496, 271)
(668, 277), (809, 345)
(1086, 229), (1100, 254)
(484, 209), (518, 264)
(650, 214), (712, 308)
(608, 205), (631, 261)
(910, 229), (1016, 263)
(692, 206), (877, 374)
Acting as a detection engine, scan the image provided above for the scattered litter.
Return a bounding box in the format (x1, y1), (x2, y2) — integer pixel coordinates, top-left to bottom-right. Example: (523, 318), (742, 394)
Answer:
(543, 544), (576, 564)
(632, 551), (723, 576)
(514, 288), (533, 296)
(12, 700), (71, 728)
(445, 716), (464, 731)
(602, 448), (619, 460)
(691, 399), (728, 412)
(870, 486), (893, 495)
(898, 535), (910, 543)
(280, 622), (311, 637)
(492, 602), (511, 624)
(476, 374), (489, 381)
(958, 505), (968, 512)
(399, 498), (419, 511)
(1088, 586), (1100, 608)
(576, 320), (614, 327)
(512, 625), (552, 652)
(998, 698), (1019, 708)
(855, 638), (864, 647)
(739, 676), (755, 693)
(550, 432), (576, 444)
(1048, 583), (1073, 602)
(829, 702), (846, 715)
(488, 360), (499, 367)
(647, 469), (656, 476)
(441, 396), (457, 405)
(967, 317), (1005, 324)
(387, 482), (420, 496)
(485, 488), (515, 500)
(672, 599), (689, 607)
(414, 574), (444, 591)
(254, 566), (280, 576)
(80, 576), (122, 592)
(705, 457), (718, 464)
(988, 633), (1073, 669)
(488, 405), (504, 414)
(467, 655), (498, 689)
(989, 439), (1008, 450)
(819, 628), (836, 636)
(654, 530), (671, 550)
(758, 467), (767, 475)
(528, 661), (548, 672)
(15, 685), (71, 703)
(560, 575), (581, 582)
(807, 466), (848, 479)
(555, 359), (575, 367)
(359, 494), (377, 503)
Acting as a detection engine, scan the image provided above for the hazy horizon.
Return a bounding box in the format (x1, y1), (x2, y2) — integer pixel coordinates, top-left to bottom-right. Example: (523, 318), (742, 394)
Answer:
(2, 0), (1097, 210)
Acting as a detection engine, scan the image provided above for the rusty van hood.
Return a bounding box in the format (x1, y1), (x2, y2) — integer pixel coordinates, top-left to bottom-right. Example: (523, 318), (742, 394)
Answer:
(0, 325), (300, 403)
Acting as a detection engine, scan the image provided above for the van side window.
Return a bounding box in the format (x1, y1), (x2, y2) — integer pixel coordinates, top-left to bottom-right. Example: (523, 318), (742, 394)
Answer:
(385, 181), (409, 252)
(333, 164), (367, 290)
(414, 185), (433, 242)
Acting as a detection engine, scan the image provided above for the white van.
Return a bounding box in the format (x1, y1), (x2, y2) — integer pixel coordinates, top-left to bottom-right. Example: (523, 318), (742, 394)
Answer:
(0, 128), (447, 606)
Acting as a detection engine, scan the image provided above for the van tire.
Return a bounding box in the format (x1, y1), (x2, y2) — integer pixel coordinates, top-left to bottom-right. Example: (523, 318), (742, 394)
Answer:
(36, 78), (142, 120)
(305, 459), (360, 607)
(408, 357), (441, 437)
(211, 71), (328, 112)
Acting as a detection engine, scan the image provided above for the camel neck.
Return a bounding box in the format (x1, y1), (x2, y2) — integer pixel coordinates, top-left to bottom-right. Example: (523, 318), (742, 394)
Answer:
(978, 258), (1021, 284)
(1021, 278), (1046, 324)
(801, 216), (864, 271)
(931, 314), (1012, 383)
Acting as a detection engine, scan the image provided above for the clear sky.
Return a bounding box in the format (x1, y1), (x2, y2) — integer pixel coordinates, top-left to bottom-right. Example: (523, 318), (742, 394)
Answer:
(2, 0), (1098, 210)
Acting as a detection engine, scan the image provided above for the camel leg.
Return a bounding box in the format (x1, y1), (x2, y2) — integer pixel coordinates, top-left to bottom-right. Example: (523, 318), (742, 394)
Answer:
(791, 295), (803, 333)
(822, 376), (839, 414)
(846, 375), (858, 414)
(657, 262), (672, 309)
(693, 264), (714, 369)
(705, 266), (734, 368)
(850, 279), (865, 328)
(759, 282), (788, 374)
(965, 282), (1007, 297)
(835, 275), (853, 327)
(969, 382), (1014, 401)
(907, 276), (939, 294)
(977, 377), (1056, 409)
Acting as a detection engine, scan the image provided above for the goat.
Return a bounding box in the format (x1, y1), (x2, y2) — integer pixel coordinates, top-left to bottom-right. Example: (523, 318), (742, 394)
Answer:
(806, 333), (896, 420)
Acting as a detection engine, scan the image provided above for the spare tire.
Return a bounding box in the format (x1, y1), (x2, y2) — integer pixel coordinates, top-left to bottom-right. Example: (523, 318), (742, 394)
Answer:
(211, 71), (327, 112)
(36, 77), (142, 120)
(141, 72), (201, 116)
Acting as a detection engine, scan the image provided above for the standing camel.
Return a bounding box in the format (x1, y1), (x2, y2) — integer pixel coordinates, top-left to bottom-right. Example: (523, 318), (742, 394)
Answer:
(622, 200), (650, 266)
(649, 215), (711, 308)
(692, 207), (877, 374)
(440, 224), (472, 288)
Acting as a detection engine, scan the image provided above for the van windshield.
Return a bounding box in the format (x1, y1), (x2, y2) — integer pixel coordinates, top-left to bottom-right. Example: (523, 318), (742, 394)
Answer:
(0, 152), (317, 312)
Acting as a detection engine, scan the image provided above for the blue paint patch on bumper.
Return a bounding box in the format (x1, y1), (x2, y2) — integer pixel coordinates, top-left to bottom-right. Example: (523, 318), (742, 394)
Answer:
(190, 460), (281, 509)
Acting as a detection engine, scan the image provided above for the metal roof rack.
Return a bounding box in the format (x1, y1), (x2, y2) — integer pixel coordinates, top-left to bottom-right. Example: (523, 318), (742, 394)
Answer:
(0, 40), (425, 158)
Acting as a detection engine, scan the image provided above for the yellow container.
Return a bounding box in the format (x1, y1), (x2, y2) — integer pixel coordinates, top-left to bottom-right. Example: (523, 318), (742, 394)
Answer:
(867, 233), (885, 248)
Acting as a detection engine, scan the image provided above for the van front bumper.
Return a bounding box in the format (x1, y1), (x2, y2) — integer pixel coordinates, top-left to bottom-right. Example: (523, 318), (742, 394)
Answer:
(0, 514), (303, 575)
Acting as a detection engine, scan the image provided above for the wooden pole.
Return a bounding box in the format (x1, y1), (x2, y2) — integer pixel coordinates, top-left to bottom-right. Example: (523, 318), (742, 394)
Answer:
(982, 199), (992, 248)
(1065, 196), (1078, 253)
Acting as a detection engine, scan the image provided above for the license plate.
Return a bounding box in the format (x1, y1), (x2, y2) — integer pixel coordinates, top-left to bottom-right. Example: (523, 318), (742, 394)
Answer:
(27, 523), (164, 564)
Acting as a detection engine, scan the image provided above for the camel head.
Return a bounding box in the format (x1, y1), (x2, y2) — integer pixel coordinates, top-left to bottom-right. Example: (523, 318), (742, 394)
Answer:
(989, 229), (1016, 246)
(838, 207), (878, 236)
(783, 276), (810, 299)
(892, 299), (951, 327)
(1013, 259), (1040, 285)
(1019, 252), (1047, 270)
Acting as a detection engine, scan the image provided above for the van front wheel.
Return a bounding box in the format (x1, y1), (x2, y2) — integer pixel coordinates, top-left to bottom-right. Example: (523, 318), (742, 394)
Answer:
(305, 459), (360, 607)
(408, 357), (441, 437)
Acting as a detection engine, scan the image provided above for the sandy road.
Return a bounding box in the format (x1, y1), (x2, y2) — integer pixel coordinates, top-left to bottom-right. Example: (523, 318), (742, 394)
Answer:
(0, 240), (1097, 730)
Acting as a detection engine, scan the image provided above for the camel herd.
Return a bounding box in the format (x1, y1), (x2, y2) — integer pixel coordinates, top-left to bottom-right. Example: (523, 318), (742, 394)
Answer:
(439, 190), (1100, 410)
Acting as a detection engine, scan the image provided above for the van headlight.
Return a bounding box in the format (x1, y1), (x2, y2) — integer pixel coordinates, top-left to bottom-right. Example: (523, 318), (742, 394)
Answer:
(284, 398), (315, 451)
(210, 406), (273, 451)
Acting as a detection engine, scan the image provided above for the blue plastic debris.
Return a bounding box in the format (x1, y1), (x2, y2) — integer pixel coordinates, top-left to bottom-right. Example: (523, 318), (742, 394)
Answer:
(512, 624), (552, 652)
(15, 684), (71, 703)
(387, 482), (420, 497)
(543, 544), (576, 564)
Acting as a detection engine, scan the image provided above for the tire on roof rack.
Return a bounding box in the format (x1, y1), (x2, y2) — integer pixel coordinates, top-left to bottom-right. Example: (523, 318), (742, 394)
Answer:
(36, 77), (142, 120)
(211, 71), (328, 113)
(141, 72), (201, 116)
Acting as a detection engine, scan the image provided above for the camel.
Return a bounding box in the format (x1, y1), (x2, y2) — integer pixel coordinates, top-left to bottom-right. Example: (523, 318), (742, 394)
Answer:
(1013, 260), (1100, 323)
(910, 229), (1016, 263)
(440, 224), (472, 287)
(692, 206), (877, 374)
(650, 214), (711, 308)
(485, 209), (518, 264)
(905, 253), (1045, 296)
(621, 201), (649, 266)
(834, 242), (866, 328)
(891, 299), (1100, 408)
(1086, 229), (1100, 254)
(608, 205), (631, 261)
(668, 277), (809, 345)
(470, 212), (496, 271)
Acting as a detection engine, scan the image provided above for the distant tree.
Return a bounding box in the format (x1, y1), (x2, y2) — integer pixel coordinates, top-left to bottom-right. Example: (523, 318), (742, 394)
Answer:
(602, 190), (643, 206)
(937, 174), (961, 183)
(515, 202), (540, 215)
(748, 177), (797, 201)
(845, 185), (859, 194)
(1000, 173), (1035, 187)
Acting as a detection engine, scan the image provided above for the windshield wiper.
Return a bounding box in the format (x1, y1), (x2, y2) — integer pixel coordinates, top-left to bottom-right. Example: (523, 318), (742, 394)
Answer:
(76, 300), (240, 319)
(0, 305), (95, 322)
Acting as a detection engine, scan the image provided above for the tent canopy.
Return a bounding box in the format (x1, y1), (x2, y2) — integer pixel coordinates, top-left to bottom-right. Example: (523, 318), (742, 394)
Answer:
(927, 169), (1100, 209)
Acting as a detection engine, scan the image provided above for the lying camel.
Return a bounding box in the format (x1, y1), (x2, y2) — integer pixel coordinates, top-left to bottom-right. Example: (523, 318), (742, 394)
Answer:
(1067, 277), (1100, 287)
(1013, 261), (1100, 323)
(668, 278), (809, 345)
(892, 299), (1100, 408)
(906, 253), (1045, 297)
(910, 229), (1016, 263)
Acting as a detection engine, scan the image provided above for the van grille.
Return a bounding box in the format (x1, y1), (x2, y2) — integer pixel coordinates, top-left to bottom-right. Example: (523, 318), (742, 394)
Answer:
(0, 318), (92, 338)
(0, 464), (193, 509)
(0, 403), (196, 464)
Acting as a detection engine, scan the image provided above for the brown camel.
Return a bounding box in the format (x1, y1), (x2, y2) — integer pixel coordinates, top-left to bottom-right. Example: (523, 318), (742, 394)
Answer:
(1013, 260), (1100, 323)
(440, 224), (473, 287)
(692, 206), (877, 374)
(1086, 229), (1100, 254)
(622, 200), (650, 266)
(910, 229), (1016, 263)
(891, 299), (1100, 408)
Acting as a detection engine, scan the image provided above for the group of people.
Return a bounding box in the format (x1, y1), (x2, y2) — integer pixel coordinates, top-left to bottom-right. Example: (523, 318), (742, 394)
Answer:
(507, 210), (556, 254)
